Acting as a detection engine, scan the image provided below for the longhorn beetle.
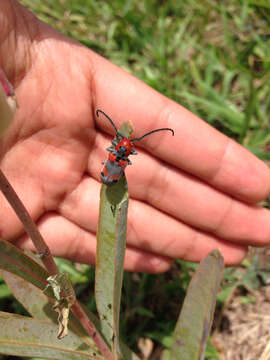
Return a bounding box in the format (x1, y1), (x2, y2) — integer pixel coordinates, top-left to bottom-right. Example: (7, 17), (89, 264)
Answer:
(96, 109), (174, 185)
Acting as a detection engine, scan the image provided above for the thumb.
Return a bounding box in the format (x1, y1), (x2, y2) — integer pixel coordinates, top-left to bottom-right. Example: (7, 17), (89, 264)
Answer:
(0, 0), (38, 86)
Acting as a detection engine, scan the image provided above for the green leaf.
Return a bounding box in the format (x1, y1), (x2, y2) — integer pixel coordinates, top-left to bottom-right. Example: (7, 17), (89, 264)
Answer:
(170, 250), (224, 360)
(0, 282), (12, 298)
(0, 311), (99, 360)
(0, 71), (17, 137)
(95, 176), (129, 356)
(2, 270), (101, 352)
(0, 239), (48, 290)
(147, 331), (173, 348)
(245, 128), (270, 148)
(247, 147), (270, 160)
(2, 270), (57, 320)
(135, 307), (154, 318)
(95, 122), (131, 358)
(181, 91), (244, 134)
(248, 0), (270, 8)
(0, 242), (126, 357)
(0, 241), (102, 349)
(217, 284), (234, 303)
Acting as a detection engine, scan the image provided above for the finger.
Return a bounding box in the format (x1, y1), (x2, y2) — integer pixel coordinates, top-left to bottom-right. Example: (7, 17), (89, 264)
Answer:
(91, 51), (270, 203)
(15, 213), (172, 273)
(89, 133), (270, 247)
(58, 176), (247, 265)
(0, 0), (34, 80)
(127, 150), (270, 245)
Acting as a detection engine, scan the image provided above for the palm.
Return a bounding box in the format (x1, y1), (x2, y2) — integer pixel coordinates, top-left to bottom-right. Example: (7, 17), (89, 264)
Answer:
(8, 48), (97, 208)
(0, 10), (105, 261)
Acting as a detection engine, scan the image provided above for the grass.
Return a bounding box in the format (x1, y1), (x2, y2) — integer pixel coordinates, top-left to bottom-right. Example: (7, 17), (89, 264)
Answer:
(2, 0), (270, 359)
(20, 0), (270, 157)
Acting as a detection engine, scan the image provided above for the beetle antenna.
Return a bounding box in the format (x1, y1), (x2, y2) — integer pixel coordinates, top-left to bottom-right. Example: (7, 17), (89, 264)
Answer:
(96, 109), (123, 138)
(131, 128), (174, 142)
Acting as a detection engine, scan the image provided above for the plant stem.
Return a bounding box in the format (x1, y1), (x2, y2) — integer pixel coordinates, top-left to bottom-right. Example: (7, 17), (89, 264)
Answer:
(72, 301), (114, 360)
(0, 169), (59, 275)
(0, 169), (114, 358)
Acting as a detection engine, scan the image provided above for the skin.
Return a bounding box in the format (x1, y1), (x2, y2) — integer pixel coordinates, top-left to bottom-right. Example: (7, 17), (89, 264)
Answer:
(1, 0), (270, 273)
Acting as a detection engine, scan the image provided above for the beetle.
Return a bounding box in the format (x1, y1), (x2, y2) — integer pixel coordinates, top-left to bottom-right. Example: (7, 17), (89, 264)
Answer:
(96, 109), (174, 185)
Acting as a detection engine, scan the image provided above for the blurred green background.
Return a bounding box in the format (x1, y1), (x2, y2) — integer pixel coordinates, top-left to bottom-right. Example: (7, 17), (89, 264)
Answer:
(20, 0), (270, 159)
(1, 1), (270, 359)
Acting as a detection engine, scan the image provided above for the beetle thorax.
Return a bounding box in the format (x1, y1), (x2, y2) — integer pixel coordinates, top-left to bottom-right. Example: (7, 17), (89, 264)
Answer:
(115, 138), (133, 157)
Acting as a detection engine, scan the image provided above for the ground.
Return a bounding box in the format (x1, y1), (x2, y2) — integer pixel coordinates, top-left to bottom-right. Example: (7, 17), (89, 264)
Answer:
(214, 247), (270, 360)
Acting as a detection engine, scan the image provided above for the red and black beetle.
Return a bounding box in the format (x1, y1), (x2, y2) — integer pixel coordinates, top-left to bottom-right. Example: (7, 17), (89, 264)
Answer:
(96, 109), (174, 185)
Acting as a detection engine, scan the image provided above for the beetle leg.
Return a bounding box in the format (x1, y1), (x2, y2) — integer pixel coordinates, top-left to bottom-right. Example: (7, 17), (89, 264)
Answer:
(106, 147), (117, 154)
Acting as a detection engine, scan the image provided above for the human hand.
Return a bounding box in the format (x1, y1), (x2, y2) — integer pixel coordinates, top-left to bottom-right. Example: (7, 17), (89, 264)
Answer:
(1, 0), (270, 273)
